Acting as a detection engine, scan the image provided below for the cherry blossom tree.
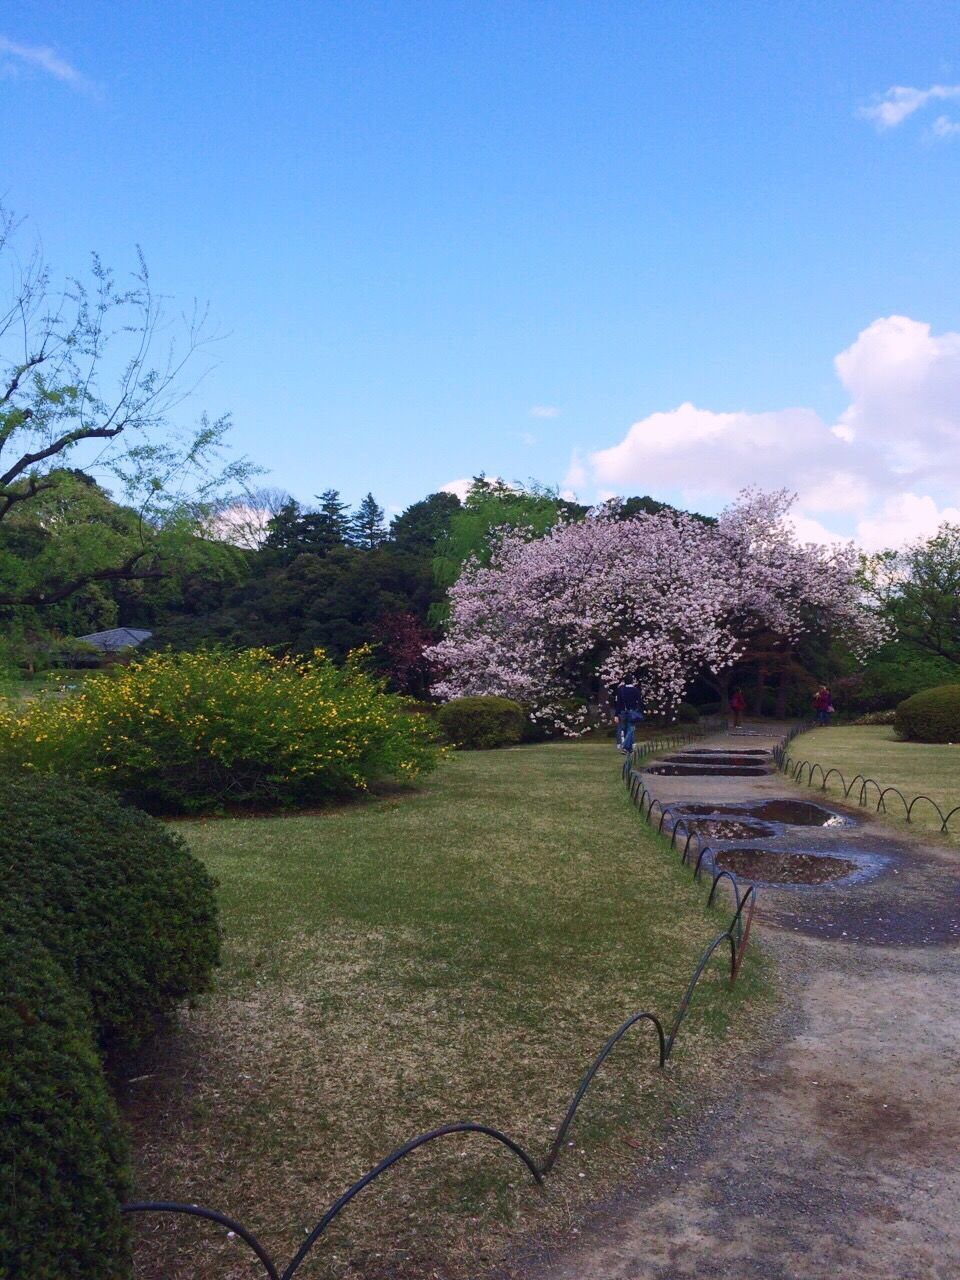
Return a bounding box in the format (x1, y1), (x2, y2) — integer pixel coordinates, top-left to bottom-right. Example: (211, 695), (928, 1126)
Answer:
(429, 489), (885, 728)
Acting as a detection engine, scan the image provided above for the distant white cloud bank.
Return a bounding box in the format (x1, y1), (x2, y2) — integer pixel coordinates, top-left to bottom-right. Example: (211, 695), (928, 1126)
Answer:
(568, 315), (960, 550)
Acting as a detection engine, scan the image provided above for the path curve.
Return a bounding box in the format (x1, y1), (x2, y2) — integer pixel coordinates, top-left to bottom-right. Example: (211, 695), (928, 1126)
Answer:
(531, 722), (960, 1280)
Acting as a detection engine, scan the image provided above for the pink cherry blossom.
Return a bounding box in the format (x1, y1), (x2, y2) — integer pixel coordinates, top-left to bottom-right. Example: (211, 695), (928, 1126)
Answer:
(429, 489), (886, 729)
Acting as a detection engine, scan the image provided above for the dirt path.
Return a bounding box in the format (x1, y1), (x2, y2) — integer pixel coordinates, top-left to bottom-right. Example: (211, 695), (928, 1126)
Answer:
(531, 723), (960, 1280)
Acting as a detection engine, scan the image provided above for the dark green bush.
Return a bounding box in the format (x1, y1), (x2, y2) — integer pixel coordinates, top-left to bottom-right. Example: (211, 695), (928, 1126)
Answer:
(835, 644), (958, 712)
(521, 698), (590, 741)
(693, 700), (721, 716)
(0, 929), (130, 1279)
(0, 773), (221, 1277)
(436, 695), (527, 749)
(674, 701), (700, 723)
(1, 773), (221, 1057)
(894, 684), (960, 743)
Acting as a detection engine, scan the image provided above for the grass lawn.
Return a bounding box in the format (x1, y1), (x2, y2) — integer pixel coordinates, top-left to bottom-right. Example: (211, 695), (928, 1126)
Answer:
(788, 726), (960, 842)
(124, 742), (770, 1280)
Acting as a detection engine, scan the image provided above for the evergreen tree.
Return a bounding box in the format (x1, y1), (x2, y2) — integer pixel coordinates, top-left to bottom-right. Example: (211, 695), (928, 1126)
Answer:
(390, 491), (461, 552)
(349, 493), (387, 549)
(316, 490), (351, 548)
(262, 499), (305, 558)
(262, 493), (349, 563)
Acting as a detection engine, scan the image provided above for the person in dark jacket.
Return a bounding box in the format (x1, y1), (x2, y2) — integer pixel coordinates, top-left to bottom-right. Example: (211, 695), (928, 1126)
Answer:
(614, 679), (644, 753)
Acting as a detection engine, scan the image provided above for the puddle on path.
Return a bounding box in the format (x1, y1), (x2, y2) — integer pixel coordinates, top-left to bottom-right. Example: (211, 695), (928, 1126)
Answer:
(675, 800), (849, 827)
(749, 800), (849, 827)
(664, 753), (769, 767)
(715, 848), (857, 885)
(647, 764), (770, 777)
(683, 818), (778, 841)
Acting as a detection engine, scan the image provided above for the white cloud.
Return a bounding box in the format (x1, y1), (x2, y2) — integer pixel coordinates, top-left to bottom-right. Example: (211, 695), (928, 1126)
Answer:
(441, 477), (474, 501)
(530, 405), (559, 418)
(573, 315), (960, 548)
(856, 493), (960, 552)
(0, 36), (94, 92)
(520, 431), (537, 446)
(563, 449), (588, 492)
(859, 83), (960, 134)
(932, 114), (960, 139)
(589, 401), (829, 503)
(783, 511), (847, 548)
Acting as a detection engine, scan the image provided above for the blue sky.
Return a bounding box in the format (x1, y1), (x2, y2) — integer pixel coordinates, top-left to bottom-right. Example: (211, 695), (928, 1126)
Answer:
(3, 1), (960, 544)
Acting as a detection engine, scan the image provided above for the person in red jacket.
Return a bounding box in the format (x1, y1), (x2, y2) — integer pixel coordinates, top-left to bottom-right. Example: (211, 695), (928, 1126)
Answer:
(814, 685), (833, 726)
(730, 686), (746, 729)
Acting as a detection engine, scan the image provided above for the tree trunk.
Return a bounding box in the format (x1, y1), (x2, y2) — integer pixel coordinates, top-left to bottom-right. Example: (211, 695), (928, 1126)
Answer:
(775, 667), (789, 719)
(715, 668), (732, 712)
(752, 666), (766, 717)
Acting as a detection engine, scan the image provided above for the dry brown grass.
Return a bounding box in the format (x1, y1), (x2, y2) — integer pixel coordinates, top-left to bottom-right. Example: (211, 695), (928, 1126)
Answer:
(123, 742), (772, 1279)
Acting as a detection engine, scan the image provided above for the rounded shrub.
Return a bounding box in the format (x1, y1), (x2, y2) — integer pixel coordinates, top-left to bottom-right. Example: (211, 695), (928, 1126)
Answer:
(0, 929), (129, 1279)
(436, 695), (527, 749)
(0, 772), (220, 1057)
(0, 773), (221, 1277)
(674, 701), (700, 723)
(693, 700), (721, 716)
(0, 646), (440, 814)
(894, 683), (960, 743)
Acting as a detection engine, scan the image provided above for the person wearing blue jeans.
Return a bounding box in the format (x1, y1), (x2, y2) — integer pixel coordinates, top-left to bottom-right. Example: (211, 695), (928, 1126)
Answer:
(614, 679), (644, 753)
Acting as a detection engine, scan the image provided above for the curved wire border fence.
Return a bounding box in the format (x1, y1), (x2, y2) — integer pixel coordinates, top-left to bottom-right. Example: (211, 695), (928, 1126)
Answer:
(122, 716), (758, 1279)
(773, 720), (960, 835)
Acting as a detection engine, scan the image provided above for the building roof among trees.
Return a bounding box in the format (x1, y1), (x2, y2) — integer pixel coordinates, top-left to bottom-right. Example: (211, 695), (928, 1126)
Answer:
(76, 628), (153, 652)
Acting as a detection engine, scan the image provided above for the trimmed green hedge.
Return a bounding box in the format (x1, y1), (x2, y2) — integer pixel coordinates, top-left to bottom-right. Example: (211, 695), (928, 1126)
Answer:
(0, 929), (130, 1279)
(0, 773), (221, 1278)
(436, 695), (527, 749)
(895, 683), (960, 743)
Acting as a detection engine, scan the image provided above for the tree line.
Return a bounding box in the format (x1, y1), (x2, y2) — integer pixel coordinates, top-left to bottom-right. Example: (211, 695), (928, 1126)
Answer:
(1, 210), (957, 711)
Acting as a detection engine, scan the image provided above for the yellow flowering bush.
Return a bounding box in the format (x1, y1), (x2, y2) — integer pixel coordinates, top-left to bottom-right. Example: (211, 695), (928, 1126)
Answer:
(0, 648), (440, 814)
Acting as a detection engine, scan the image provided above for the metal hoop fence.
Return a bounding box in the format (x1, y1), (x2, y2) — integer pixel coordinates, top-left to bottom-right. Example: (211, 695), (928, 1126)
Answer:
(122, 715), (757, 1279)
(773, 720), (960, 836)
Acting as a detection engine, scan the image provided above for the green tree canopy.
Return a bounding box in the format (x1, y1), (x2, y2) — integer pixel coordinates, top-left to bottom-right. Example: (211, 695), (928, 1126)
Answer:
(389, 491), (461, 553)
(261, 490), (352, 564)
(865, 524), (960, 667)
(432, 477), (580, 591)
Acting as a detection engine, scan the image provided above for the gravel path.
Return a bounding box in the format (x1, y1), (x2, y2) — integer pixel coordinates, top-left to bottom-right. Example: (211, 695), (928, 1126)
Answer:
(532, 723), (960, 1280)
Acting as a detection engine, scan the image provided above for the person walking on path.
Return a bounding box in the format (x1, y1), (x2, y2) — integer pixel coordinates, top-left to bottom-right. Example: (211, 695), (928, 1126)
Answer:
(614, 678), (644, 753)
(814, 685), (833, 726)
(730, 686), (747, 730)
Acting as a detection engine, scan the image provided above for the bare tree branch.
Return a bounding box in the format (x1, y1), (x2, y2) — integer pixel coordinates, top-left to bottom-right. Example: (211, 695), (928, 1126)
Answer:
(0, 424), (125, 488)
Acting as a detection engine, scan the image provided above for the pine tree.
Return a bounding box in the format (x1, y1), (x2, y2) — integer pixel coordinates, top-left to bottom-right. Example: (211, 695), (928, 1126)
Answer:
(262, 499), (305, 559)
(349, 493), (387, 550)
(315, 489), (351, 549)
